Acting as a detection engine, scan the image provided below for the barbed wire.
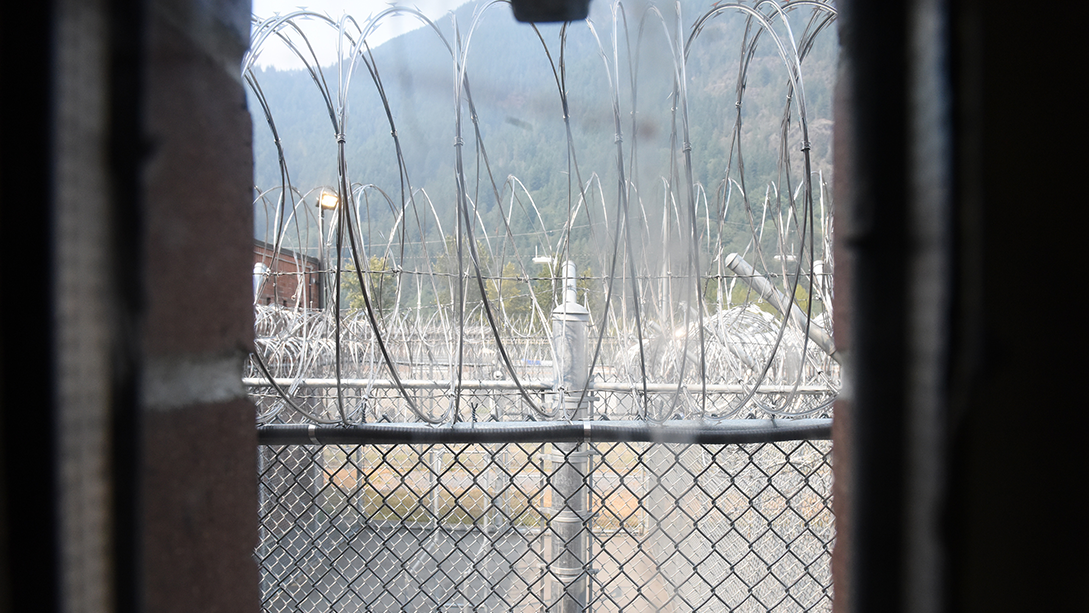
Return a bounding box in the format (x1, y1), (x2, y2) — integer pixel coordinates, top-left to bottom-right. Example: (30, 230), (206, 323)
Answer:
(245, 0), (839, 426)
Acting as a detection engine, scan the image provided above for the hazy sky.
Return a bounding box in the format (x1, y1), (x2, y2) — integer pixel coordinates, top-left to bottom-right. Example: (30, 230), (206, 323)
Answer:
(251, 0), (471, 69)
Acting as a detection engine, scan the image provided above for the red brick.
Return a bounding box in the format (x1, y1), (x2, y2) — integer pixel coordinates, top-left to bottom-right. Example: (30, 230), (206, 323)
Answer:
(143, 13), (254, 357)
(141, 399), (259, 613)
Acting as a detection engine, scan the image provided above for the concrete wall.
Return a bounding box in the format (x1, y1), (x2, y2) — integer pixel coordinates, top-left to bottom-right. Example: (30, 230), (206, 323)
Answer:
(832, 1), (1087, 611)
(2, 0), (259, 611)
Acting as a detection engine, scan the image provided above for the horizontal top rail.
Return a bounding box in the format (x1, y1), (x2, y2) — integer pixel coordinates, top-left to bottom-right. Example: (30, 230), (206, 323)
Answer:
(257, 418), (832, 446)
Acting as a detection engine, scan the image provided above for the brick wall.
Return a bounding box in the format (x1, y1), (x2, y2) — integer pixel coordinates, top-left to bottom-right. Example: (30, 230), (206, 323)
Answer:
(138, 0), (259, 611)
(254, 242), (322, 309)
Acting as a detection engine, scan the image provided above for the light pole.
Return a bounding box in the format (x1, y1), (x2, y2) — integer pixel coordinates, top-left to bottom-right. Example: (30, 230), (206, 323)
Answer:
(312, 188), (341, 544)
(316, 188), (339, 309)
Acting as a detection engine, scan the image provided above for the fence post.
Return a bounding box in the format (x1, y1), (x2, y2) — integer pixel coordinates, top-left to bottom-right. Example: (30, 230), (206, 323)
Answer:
(549, 261), (593, 612)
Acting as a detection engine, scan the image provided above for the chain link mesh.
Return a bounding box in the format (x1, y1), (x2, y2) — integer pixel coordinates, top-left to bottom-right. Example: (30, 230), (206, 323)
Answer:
(246, 0), (840, 607)
(257, 427), (833, 611)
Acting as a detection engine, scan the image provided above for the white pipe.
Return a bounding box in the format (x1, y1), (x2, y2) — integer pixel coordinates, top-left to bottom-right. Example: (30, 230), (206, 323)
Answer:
(562, 260), (578, 305)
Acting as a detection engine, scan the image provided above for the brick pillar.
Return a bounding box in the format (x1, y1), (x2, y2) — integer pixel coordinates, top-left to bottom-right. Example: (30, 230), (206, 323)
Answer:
(139, 0), (259, 611)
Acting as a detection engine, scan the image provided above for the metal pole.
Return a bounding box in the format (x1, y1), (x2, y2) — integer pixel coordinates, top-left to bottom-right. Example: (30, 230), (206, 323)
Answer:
(549, 261), (593, 612)
(724, 253), (840, 364)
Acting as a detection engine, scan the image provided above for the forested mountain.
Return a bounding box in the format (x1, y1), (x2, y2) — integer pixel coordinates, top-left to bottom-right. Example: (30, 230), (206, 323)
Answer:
(247, 0), (836, 291)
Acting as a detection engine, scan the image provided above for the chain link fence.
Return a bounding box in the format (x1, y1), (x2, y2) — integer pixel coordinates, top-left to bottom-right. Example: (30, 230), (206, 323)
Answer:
(246, 0), (840, 607)
(255, 389), (834, 612)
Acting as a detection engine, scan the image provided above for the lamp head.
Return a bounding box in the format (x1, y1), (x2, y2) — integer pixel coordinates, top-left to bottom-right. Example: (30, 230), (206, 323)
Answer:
(318, 189), (339, 210)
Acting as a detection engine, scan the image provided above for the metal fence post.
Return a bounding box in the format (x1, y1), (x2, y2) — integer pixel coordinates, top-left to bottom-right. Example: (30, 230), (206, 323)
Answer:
(549, 261), (593, 612)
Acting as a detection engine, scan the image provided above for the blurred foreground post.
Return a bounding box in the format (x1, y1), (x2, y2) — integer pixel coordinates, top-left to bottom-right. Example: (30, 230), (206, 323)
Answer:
(549, 261), (593, 612)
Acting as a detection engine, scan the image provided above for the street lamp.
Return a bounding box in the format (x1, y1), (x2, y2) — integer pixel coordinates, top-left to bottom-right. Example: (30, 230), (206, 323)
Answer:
(533, 248), (555, 310)
(318, 189), (339, 211)
(316, 188), (339, 309)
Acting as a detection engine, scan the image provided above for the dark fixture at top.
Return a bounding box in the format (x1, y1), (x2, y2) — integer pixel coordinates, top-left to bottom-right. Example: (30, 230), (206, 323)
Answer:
(510, 0), (590, 22)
